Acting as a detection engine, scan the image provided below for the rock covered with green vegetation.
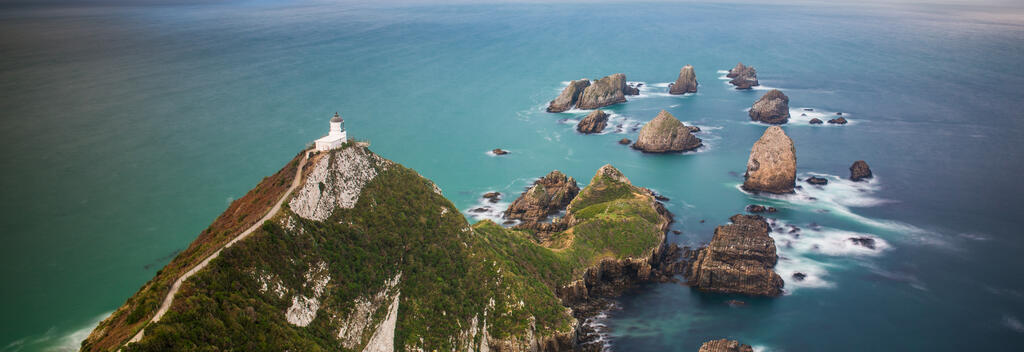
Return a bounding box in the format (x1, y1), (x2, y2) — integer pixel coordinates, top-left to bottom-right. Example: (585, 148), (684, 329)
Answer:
(749, 89), (790, 124)
(632, 110), (702, 153)
(687, 214), (784, 296)
(742, 126), (796, 194)
(669, 65), (698, 94)
(83, 144), (683, 351)
(577, 73), (631, 110)
(547, 79), (590, 113)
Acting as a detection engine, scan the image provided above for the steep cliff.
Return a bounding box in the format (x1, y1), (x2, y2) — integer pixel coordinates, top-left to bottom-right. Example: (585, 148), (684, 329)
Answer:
(547, 79), (591, 113)
(632, 110), (702, 153)
(688, 215), (784, 296)
(84, 144), (679, 351)
(669, 65), (698, 94)
(749, 89), (790, 124)
(742, 126), (796, 194)
(577, 73), (630, 110)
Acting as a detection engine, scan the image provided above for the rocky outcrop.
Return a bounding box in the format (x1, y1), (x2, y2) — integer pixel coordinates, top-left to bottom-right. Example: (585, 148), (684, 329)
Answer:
(688, 214), (784, 296)
(749, 89), (790, 124)
(746, 204), (776, 213)
(809, 118), (823, 124)
(742, 126), (796, 194)
(669, 65), (698, 94)
(289, 146), (391, 221)
(828, 116), (848, 124)
(492, 148), (509, 155)
(547, 79), (590, 112)
(577, 73), (630, 109)
(727, 62), (759, 89)
(699, 339), (754, 352)
(576, 109), (609, 134)
(806, 176), (828, 185)
(624, 82), (641, 96)
(850, 160), (873, 181)
(618, 138), (632, 145)
(482, 192), (501, 203)
(632, 110), (703, 153)
(505, 170), (580, 223)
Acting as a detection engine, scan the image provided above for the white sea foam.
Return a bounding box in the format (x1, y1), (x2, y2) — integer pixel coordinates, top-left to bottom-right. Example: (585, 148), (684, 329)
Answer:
(6, 311), (112, 352)
(582, 303), (618, 351)
(464, 192), (515, 225)
(768, 217), (889, 293)
(650, 82), (671, 88)
(787, 107), (855, 126)
(1003, 315), (1024, 333)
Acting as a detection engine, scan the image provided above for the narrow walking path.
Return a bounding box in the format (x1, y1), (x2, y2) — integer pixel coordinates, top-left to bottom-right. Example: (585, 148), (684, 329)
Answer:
(127, 150), (311, 344)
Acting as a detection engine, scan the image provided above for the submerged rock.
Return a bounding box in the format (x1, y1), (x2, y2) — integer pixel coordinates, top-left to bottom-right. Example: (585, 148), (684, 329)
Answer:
(504, 170), (580, 223)
(491, 148), (509, 155)
(669, 65), (698, 94)
(699, 339), (754, 352)
(742, 126), (797, 194)
(727, 62), (759, 89)
(624, 82), (641, 96)
(482, 192), (501, 203)
(806, 176), (828, 185)
(576, 109), (610, 134)
(746, 204), (775, 213)
(850, 236), (877, 250)
(850, 160), (873, 181)
(618, 138), (632, 145)
(547, 79), (590, 113)
(577, 73), (630, 110)
(688, 215), (784, 296)
(809, 118), (823, 124)
(792, 272), (807, 281)
(632, 110), (703, 153)
(828, 117), (848, 124)
(749, 89), (790, 124)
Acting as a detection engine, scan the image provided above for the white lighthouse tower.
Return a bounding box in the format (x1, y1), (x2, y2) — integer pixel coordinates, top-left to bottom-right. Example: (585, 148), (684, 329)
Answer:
(314, 112), (347, 151)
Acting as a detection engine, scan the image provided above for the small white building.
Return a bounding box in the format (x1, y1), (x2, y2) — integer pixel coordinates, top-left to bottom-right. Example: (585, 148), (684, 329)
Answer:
(315, 112), (347, 151)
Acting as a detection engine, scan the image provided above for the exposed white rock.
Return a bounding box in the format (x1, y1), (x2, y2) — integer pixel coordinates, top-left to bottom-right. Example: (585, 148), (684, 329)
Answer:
(285, 261), (331, 327)
(337, 273), (402, 349)
(254, 271), (288, 299)
(363, 290), (401, 352)
(289, 147), (392, 221)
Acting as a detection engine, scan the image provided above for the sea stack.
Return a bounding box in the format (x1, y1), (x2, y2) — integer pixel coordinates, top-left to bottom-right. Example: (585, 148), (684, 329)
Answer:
(742, 126), (796, 194)
(632, 110), (703, 153)
(850, 160), (873, 181)
(547, 79), (591, 113)
(669, 65), (698, 94)
(699, 339), (755, 352)
(504, 170), (580, 223)
(749, 89), (790, 124)
(577, 73), (630, 110)
(688, 214), (784, 296)
(727, 62), (759, 89)
(577, 109), (609, 134)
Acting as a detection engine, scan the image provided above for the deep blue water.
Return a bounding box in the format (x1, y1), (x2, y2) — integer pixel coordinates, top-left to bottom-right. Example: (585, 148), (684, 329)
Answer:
(1, 1), (1023, 350)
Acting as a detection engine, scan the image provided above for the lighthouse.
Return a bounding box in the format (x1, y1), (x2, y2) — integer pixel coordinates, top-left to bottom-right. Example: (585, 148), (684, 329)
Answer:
(314, 112), (347, 151)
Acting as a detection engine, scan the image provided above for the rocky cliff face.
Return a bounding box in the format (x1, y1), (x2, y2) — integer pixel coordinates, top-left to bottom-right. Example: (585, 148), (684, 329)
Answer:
(577, 73), (630, 110)
(850, 160), (873, 181)
(699, 339), (754, 352)
(505, 170), (580, 227)
(727, 62), (759, 89)
(576, 109), (609, 134)
(547, 79), (590, 113)
(632, 110), (703, 153)
(688, 214), (784, 296)
(743, 126), (796, 194)
(669, 65), (698, 94)
(749, 89), (790, 124)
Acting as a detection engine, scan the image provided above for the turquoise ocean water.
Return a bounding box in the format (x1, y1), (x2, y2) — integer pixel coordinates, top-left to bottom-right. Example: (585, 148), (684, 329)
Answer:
(1, 0), (1023, 350)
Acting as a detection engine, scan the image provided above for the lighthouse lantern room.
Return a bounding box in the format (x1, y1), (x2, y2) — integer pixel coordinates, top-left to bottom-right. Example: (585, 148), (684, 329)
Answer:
(315, 112), (347, 151)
